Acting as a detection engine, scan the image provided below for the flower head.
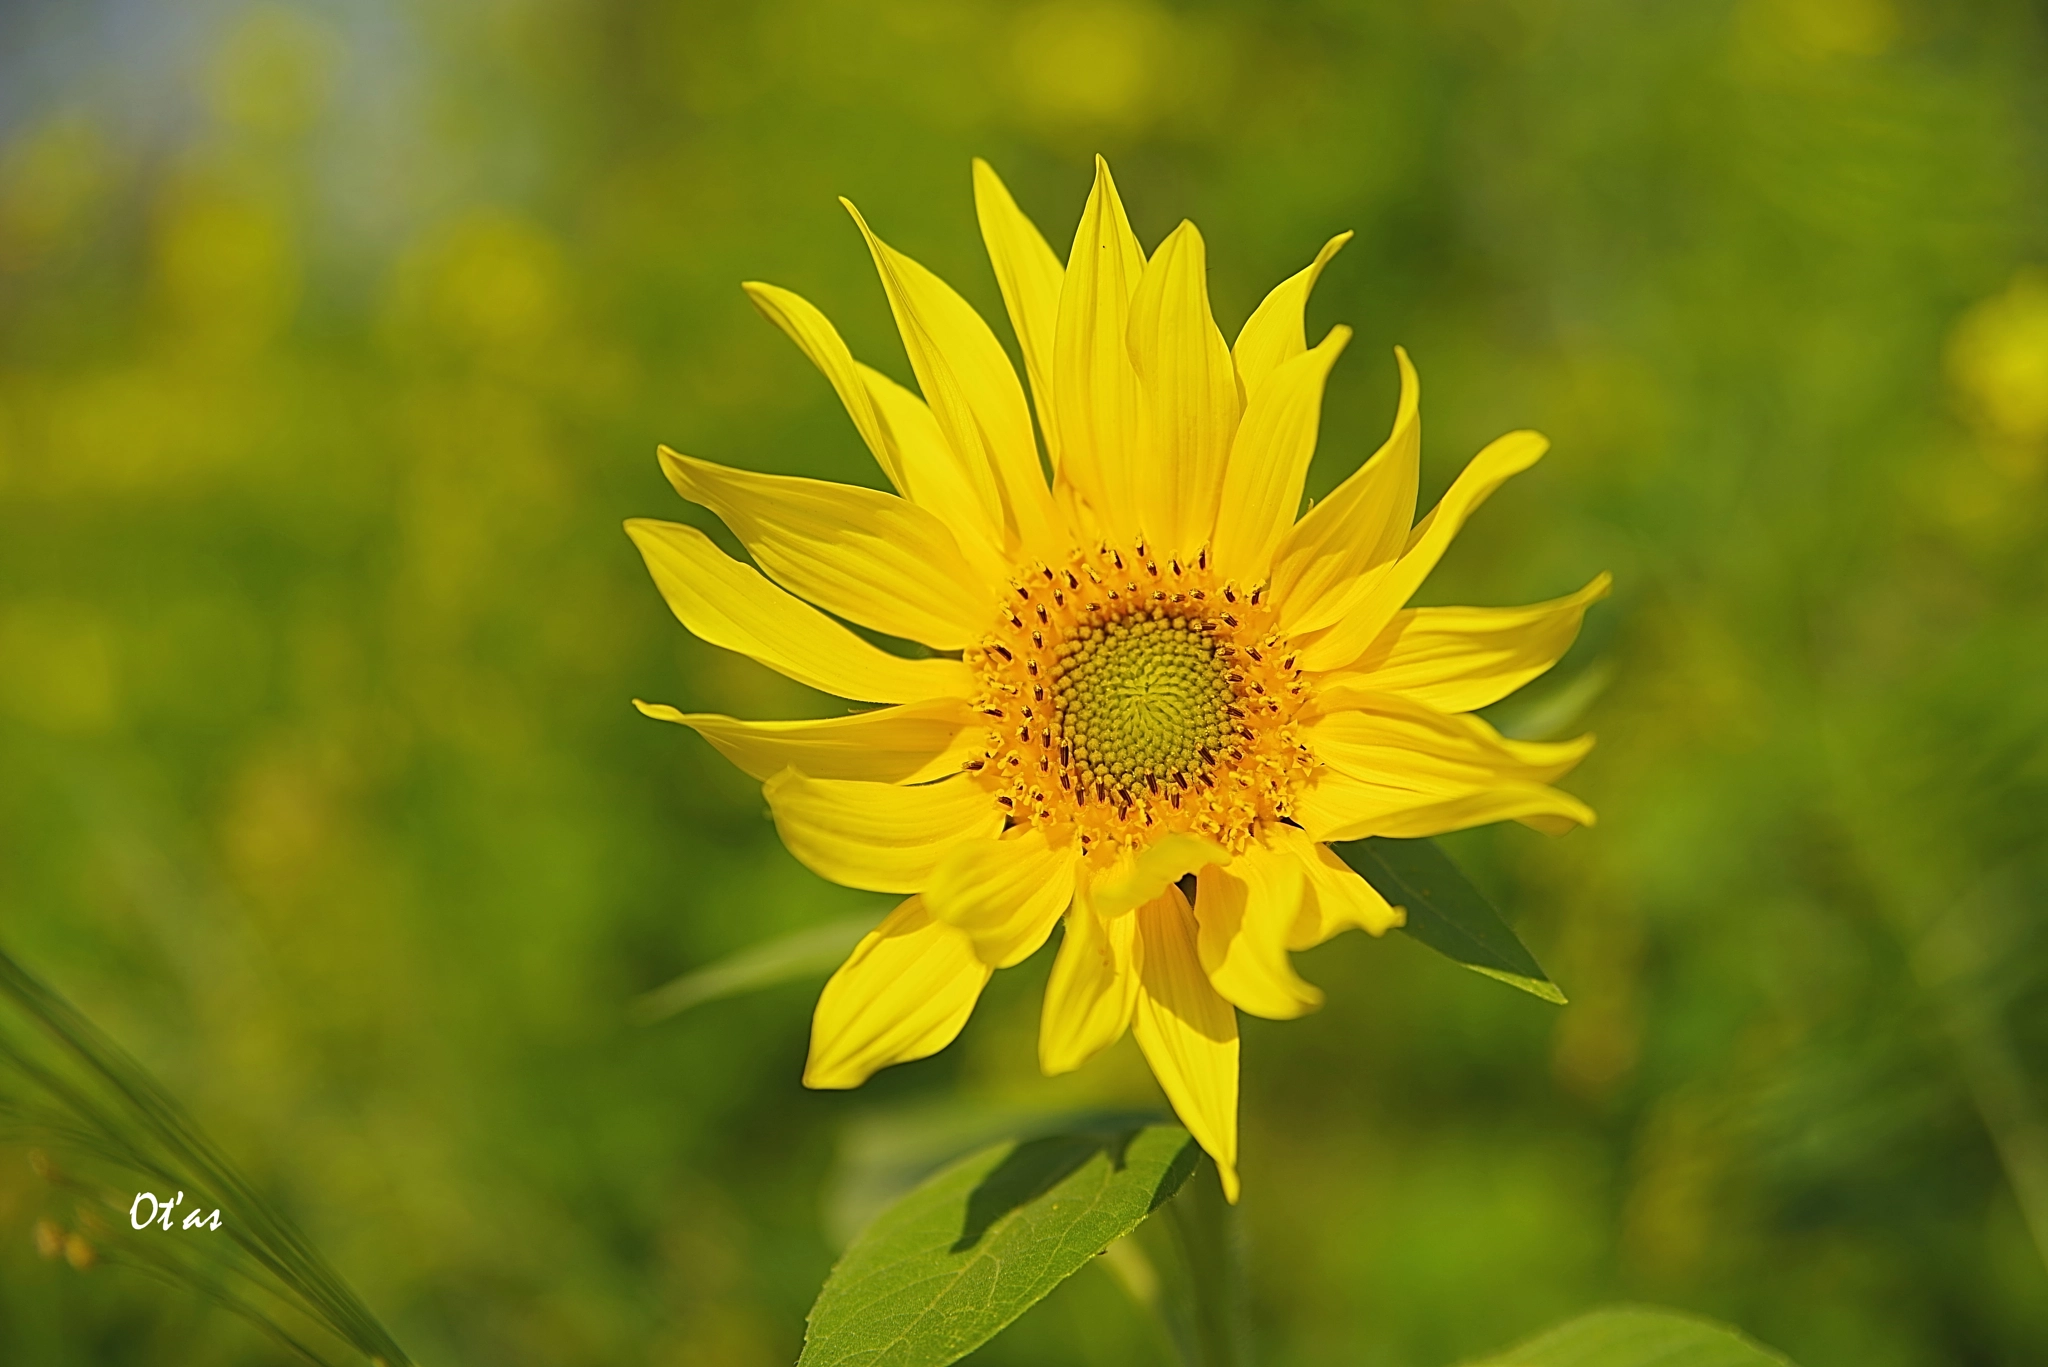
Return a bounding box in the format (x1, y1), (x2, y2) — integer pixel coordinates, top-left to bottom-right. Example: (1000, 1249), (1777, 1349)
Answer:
(629, 158), (1606, 1200)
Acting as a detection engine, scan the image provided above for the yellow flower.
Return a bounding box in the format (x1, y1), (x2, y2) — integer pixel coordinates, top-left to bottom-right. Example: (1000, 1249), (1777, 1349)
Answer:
(629, 158), (1605, 1201)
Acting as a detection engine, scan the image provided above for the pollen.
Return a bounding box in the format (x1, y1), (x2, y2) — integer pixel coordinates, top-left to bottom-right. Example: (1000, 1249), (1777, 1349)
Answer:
(966, 541), (1315, 852)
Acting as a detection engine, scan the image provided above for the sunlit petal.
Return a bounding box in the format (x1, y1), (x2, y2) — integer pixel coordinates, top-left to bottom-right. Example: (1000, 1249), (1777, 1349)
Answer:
(805, 897), (991, 1089)
(625, 519), (970, 704)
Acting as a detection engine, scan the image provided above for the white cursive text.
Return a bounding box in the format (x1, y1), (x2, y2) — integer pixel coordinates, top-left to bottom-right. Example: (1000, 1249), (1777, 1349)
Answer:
(129, 1191), (221, 1231)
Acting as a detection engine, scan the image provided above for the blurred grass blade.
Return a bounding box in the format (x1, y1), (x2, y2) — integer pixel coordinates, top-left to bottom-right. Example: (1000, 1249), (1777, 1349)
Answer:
(1119, 1153), (1250, 1367)
(0, 943), (411, 1366)
(799, 1123), (1199, 1367)
(633, 915), (874, 1023)
(1334, 837), (1566, 1004)
(1460, 1305), (1796, 1366)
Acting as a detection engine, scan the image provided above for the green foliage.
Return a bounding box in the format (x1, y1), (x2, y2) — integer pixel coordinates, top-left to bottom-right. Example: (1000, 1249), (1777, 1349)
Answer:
(0, 944), (408, 1366)
(800, 1125), (1198, 1367)
(1337, 837), (1566, 1004)
(804, 1135), (1789, 1367)
(1462, 1306), (1794, 1367)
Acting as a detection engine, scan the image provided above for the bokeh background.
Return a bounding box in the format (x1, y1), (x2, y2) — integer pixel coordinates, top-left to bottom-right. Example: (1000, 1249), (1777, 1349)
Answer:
(2, 0), (2046, 1363)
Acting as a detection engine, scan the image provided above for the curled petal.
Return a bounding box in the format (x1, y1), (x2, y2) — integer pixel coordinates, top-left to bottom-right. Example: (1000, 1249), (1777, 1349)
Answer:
(1193, 843), (1323, 1020)
(1263, 825), (1404, 950)
(1087, 833), (1231, 920)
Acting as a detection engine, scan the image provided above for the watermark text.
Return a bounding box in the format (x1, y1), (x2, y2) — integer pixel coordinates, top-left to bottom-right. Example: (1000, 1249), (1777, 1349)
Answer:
(130, 1191), (221, 1232)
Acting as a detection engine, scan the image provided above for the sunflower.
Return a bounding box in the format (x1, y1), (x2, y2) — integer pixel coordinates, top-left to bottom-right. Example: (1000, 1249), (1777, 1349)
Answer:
(628, 158), (1605, 1200)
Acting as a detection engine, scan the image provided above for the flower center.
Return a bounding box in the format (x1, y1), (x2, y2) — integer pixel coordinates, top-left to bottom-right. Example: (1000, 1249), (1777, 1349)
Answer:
(964, 542), (1314, 853)
(1054, 617), (1233, 797)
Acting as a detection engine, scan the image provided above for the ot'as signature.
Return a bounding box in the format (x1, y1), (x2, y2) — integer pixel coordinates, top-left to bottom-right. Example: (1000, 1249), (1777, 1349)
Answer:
(130, 1191), (221, 1232)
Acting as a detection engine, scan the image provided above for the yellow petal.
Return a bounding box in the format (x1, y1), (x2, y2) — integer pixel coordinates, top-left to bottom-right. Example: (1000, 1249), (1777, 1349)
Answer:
(1087, 832), (1232, 920)
(1232, 231), (1352, 401)
(1052, 156), (1148, 541)
(1271, 348), (1420, 636)
(1294, 692), (1595, 841)
(763, 770), (1004, 893)
(1132, 887), (1241, 1203)
(926, 826), (1079, 968)
(1039, 893), (1141, 1076)
(1210, 325), (1352, 583)
(632, 696), (981, 784)
(973, 158), (1064, 460)
(625, 519), (970, 704)
(856, 362), (1010, 579)
(658, 449), (994, 650)
(804, 896), (992, 1088)
(1297, 429), (1549, 671)
(1328, 573), (1612, 710)
(1307, 693), (1595, 790)
(1293, 769), (1596, 844)
(739, 279), (1006, 576)
(741, 281), (901, 489)
(843, 199), (1057, 555)
(1192, 842), (1323, 1020)
(1264, 824), (1404, 950)
(1128, 220), (1241, 556)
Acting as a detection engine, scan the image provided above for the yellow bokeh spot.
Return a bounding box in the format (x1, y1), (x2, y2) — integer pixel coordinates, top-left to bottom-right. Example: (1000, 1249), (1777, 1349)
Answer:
(1007, 1), (1172, 130)
(222, 751), (334, 900)
(384, 212), (569, 365)
(153, 184), (300, 355)
(1739, 0), (1898, 61)
(1947, 269), (2048, 446)
(208, 4), (342, 138)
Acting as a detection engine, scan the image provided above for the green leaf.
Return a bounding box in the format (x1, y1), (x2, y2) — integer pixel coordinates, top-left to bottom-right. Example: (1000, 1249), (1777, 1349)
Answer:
(799, 1123), (1200, 1367)
(1333, 836), (1566, 1004)
(823, 1101), (1171, 1249)
(1462, 1305), (1796, 1367)
(632, 914), (873, 1023)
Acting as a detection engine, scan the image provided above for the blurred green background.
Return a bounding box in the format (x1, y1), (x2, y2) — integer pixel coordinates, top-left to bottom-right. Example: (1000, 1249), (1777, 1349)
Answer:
(2, 0), (2045, 1363)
